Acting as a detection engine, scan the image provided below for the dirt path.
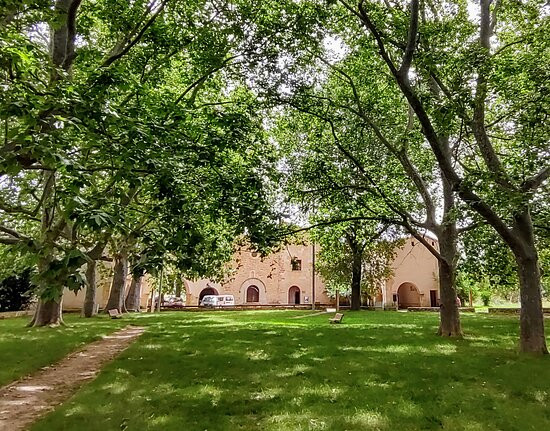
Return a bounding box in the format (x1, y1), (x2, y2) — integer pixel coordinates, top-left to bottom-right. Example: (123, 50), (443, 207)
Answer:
(0, 325), (144, 431)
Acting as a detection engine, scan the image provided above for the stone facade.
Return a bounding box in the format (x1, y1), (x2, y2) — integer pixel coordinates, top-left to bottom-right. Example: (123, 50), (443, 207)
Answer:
(381, 237), (440, 309)
(185, 243), (330, 306)
(62, 237), (440, 310)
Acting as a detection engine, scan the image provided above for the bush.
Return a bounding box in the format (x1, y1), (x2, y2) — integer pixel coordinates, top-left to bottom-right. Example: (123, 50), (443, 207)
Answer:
(0, 269), (35, 312)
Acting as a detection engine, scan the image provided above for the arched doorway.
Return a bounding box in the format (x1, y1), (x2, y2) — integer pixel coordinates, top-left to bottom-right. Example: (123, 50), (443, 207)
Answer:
(397, 282), (420, 308)
(246, 285), (260, 303)
(199, 287), (218, 303)
(288, 286), (301, 305)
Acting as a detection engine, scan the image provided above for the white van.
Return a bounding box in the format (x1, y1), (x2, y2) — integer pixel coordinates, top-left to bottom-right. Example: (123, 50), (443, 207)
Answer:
(200, 295), (235, 307)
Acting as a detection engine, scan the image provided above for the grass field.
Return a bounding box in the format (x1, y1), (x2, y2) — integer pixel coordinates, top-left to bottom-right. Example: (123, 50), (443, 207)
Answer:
(2, 310), (549, 430)
(0, 314), (126, 387)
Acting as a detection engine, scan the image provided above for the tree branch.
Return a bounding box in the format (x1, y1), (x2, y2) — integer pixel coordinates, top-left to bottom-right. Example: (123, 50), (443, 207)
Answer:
(522, 166), (550, 192)
(398, 0), (419, 81)
(102, 0), (168, 67)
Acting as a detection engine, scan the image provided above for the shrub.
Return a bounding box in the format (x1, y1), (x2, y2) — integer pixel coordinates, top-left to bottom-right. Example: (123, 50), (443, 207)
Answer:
(0, 269), (35, 312)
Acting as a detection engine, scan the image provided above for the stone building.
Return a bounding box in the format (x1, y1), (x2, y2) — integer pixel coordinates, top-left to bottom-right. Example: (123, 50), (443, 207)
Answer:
(185, 243), (330, 306)
(185, 237), (440, 308)
(62, 236), (440, 310)
(380, 236), (440, 308)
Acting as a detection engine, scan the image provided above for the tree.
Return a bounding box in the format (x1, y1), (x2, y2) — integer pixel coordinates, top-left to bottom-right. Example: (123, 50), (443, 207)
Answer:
(314, 221), (400, 310)
(1, 0), (281, 325)
(274, 59), (467, 335)
(338, 0), (549, 353)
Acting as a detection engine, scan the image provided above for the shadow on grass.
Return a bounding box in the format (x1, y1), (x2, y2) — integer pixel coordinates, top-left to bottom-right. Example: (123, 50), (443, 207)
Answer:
(0, 314), (129, 387)
(27, 311), (550, 431)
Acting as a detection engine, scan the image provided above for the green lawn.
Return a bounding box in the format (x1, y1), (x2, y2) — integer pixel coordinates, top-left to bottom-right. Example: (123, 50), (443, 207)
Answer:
(0, 313), (127, 387)
(3, 310), (549, 430)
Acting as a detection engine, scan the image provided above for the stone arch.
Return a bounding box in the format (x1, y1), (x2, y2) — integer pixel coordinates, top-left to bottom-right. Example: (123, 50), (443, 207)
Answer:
(199, 287), (219, 302)
(288, 285), (301, 305)
(397, 282), (420, 308)
(240, 278), (267, 304)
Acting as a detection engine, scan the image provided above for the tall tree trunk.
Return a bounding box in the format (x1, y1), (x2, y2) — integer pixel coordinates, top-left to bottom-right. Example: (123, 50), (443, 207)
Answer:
(104, 250), (128, 313)
(125, 274), (143, 312)
(512, 210), (548, 354)
(437, 235), (462, 336)
(82, 260), (97, 317)
(437, 175), (462, 337)
(28, 1), (83, 328)
(175, 276), (183, 297)
(350, 250), (362, 311)
(29, 172), (65, 327)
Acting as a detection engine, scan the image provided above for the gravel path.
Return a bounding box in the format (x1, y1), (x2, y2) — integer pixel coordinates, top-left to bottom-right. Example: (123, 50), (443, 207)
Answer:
(0, 325), (144, 431)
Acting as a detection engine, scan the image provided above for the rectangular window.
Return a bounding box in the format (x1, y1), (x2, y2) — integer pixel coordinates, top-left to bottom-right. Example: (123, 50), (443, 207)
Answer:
(291, 258), (302, 271)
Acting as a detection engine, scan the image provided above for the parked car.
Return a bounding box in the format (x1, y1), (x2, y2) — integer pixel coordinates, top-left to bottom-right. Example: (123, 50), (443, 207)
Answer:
(163, 296), (185, 309)
(200, 295), (235, 307)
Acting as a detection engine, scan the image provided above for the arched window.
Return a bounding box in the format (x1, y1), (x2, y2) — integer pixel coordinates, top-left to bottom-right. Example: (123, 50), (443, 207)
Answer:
(246, 285), (260, 302)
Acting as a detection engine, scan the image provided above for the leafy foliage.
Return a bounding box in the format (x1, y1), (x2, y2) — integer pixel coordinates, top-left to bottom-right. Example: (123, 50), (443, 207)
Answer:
(0, 268), (34, 312)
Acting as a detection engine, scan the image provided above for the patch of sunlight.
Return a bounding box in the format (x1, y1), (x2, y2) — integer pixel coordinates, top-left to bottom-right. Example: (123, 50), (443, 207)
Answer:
(277, 364), (311, 378)
(101, 381), (129, 395)
(268, 411), (311, 424)
(96, 403), (114, 415)
(383, 344), (415, 354)
(434, 344), (457, 355)
(357, 344), (418, 354)
(195, 384), (223, 406)
(397, 399), (423, 418)
(468, 336), (492, 342)
(456, 420), (486, 431)
(298, 385), (342, 402)
(309, 418), (328, 430)
(347, 410), (387, 428)
(531, 390), (547, 404)
(290, 347), (312, 359)
(365, 323), (420, 330)
(247, 349), (270, 360)
(236, 339), (254, 344)
(64, 404), (86, 416)
(153, 383), (177, 396)
(363, 379), (392, 389)
(250, 387), (283, 401)
(339, 345), (367, 352)
(143, 343), (163, 350)
(264, 330), (280, 336)
(150, 415), (170, 426)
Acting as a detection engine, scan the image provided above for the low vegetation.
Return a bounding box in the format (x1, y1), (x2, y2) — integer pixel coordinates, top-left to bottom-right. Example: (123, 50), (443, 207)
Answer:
(2, 311), (543, 431)
(0, 315), (126, 387)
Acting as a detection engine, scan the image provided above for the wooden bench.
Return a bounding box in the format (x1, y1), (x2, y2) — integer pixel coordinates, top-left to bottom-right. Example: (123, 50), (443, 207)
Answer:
(108, 309), (122, 319)
(329, 313), (344, 324)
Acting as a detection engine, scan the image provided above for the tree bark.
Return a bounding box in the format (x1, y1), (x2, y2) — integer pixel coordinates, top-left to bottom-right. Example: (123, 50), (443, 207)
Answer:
(437, 174), (462, 337)
(104, 250), (128, 313)
(175, 276), (183, 298)
(28, 298), (63, 327)
(125, 274), (143, 312)
(350, 249), (362, 311)
(512, 211), (548, 354)
(437, 250), (462, 337)
(82, 260), (98, 317)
